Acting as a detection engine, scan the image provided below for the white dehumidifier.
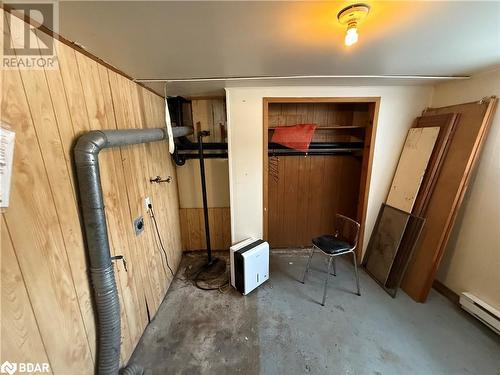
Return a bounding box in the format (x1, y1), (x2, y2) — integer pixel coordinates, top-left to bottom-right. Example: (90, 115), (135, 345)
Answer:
(230, 238), (269, 295)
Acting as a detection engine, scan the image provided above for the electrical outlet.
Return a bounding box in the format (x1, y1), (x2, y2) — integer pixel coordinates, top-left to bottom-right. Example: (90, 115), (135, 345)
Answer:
(144, 197), (151, 211)
(134, 216), (145, 236)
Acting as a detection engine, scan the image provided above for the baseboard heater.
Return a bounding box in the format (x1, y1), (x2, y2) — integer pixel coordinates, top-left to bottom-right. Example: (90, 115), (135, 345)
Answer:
(230, 238), (269, 295)
(459, 292), (500, 335)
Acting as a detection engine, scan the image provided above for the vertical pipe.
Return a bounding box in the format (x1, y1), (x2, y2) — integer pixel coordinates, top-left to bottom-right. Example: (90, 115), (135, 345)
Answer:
(198, 131), (212, 264)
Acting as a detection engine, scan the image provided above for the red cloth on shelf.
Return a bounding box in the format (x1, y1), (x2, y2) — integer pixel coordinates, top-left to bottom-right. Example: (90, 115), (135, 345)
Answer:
(271, 124), (317, 152)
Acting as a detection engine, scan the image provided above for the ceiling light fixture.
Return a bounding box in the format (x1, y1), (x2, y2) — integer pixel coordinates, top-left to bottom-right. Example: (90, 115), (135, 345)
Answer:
(337, 3), (370, 46)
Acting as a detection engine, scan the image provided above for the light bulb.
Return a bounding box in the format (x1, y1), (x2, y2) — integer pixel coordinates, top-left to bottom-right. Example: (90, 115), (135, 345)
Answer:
(345, 27), (358, 46)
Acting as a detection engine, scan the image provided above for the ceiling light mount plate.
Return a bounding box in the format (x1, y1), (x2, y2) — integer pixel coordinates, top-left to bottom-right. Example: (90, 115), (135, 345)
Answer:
(337, 3), (370, 25)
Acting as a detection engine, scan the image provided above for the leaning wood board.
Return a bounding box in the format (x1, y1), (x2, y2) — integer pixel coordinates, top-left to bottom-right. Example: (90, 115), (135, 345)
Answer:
(402, 98), (498, 302)
(386, 127), (440, 213)
(364, 204), (410, 284)
(411, 113), (458, 216)
(384, 113), (458, 289)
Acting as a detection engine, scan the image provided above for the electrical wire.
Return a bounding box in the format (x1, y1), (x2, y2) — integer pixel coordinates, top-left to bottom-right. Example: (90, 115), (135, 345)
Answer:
(183, 259), (230, 293)
(148, 204), (229, 292)
(148, 203), (174, 277)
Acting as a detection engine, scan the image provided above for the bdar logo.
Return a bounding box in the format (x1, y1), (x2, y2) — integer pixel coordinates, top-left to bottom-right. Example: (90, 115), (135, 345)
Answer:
(0, 361), (17, 375)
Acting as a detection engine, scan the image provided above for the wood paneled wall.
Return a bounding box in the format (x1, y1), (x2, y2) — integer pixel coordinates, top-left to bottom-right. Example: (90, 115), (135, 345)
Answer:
(177, 98), (231, 251)
(268, 155), (361, 248)
(190, 98), (227, 142)
(268, 102), (369, 142)
(1, 11), (182, 373)
(179, 207), (231, 251)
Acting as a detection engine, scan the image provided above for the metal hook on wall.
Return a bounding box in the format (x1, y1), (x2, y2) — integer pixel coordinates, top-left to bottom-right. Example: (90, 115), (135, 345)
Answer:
(150, 175), (172, 184)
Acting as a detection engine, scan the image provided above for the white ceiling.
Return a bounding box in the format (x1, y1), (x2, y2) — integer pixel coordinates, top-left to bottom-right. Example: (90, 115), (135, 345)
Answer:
(59, 1), (500, 96)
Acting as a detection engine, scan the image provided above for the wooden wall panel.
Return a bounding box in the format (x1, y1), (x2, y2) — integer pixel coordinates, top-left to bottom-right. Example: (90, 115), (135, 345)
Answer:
(107, 72), (161, 327)
(1, 216), (51, 368)
(268, 155), (361, 248)
(1, 56), (93, 373)
(189, 98), (227, 142)
(179, 208), (231, 251)
(1, 10), (182, 372)
(140, 87), (183, 281)
(76, 54), (137, 359)
(268, 102), (367, 143)
(177, 98), (230, 251)
(177, 98), (229, 211)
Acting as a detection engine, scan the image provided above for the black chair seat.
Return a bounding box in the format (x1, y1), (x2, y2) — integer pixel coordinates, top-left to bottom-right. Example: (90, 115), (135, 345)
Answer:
(312, 235), (351, 254)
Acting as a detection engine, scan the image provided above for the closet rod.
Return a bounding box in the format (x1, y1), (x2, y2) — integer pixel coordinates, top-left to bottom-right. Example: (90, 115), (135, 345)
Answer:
(177, 142), (364, 151)
(269, 142), (363, 150)
(175, 152), (228, 160)
(177, 142), (227, 151)
(268, 149), (361, 156)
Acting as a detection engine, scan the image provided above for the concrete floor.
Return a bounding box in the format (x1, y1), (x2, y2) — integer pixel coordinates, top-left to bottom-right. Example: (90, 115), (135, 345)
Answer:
(130, 251), (500, 375)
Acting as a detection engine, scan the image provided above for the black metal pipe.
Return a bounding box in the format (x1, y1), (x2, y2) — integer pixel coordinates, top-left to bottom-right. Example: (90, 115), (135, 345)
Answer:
(176, 142), (228, 151)
(177, 152), (228, 159)
(197, 131), (212, 264)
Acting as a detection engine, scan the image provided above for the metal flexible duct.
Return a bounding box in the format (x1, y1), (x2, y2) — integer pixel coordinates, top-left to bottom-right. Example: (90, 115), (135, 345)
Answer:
(74, 127), (192, 375)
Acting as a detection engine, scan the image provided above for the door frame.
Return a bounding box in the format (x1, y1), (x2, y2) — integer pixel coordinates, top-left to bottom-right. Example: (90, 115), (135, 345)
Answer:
(262, 97), (381, 261)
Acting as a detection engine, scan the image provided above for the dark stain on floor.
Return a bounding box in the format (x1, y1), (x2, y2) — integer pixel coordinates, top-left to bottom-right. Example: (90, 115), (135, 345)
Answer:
(129, 252), (260, 375)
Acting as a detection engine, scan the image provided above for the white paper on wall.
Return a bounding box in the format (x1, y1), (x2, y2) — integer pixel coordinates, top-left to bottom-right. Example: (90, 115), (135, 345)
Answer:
(0, 125), (16, 208)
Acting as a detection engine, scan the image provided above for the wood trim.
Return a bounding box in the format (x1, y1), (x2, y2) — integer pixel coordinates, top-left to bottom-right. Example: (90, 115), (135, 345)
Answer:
(264, 97), (381, 104)
(262, 96), (381, 261)
(357, 98), (380, 259)
(432, 280), (460, 305)
(263, 99), (270, 240)
(1, 4), (163, 98)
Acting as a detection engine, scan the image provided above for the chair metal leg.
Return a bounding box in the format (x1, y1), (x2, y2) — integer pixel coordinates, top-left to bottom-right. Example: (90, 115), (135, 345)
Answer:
(332, 257), (337, 276)
(352, 251), (361, 296)
(322, 257), (333, 306)
(301, 247), (315, 284)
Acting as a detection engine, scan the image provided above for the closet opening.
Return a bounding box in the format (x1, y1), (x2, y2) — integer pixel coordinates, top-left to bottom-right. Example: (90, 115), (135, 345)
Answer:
(263, 97), (380, 259)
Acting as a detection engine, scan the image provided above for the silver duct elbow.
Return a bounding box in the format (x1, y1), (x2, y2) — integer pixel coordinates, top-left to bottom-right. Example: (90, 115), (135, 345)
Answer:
(74, 126), (192, 375)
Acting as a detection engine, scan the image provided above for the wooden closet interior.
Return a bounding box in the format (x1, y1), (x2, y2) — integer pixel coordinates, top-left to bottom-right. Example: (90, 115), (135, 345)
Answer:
(263, 98), (379, 255)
